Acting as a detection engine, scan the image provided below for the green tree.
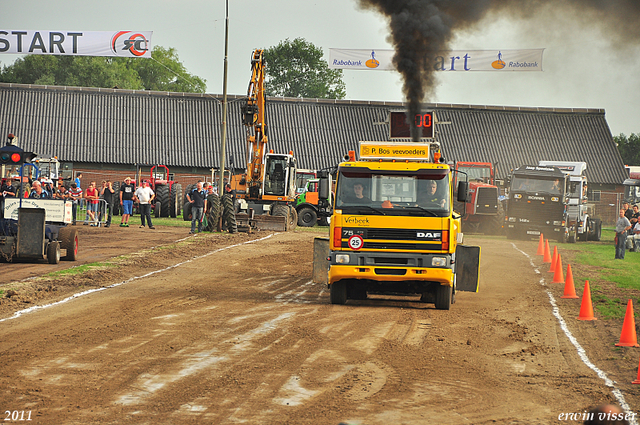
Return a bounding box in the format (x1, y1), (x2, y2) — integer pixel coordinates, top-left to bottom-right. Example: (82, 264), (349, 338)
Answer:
(263, 38), (346, 99)
(614, 133), (640, 165)
(0, 46), (206, 93)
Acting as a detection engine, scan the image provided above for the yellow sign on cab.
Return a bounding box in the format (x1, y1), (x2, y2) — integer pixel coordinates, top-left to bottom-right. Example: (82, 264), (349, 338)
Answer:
(359, 141), (430, 161)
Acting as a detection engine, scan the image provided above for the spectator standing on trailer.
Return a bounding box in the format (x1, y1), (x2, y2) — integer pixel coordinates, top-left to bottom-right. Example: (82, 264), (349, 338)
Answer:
(119, 177), (135, 227)
(135, 180), (156, 229)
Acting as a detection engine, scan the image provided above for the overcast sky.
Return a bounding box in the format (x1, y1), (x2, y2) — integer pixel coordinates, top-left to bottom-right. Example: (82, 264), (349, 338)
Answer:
(2, 0), (639, 137)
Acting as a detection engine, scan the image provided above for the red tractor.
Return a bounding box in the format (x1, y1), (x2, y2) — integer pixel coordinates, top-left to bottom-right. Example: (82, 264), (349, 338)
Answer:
(454, 162), (504, 234)
(139, 164), (183, 218)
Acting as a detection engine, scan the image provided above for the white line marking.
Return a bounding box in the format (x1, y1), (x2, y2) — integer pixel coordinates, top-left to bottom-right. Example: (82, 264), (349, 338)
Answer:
(512, 243), (637, 424)
(0, 234), (274, 324)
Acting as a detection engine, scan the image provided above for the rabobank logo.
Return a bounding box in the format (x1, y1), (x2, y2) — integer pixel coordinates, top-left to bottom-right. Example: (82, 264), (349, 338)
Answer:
(365, 50), (380, 69)
(492, 51), (506, 69)
(111, 31), (150, 57)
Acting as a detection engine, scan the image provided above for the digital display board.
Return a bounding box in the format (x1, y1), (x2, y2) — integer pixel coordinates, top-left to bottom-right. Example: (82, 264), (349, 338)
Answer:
(389, 111), (434, 139)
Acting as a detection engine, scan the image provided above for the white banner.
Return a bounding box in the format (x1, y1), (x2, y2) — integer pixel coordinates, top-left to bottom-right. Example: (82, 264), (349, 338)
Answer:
(4, 198), (72, 223)
(0, 30), (153, 58)
(329, 49), (544, 72)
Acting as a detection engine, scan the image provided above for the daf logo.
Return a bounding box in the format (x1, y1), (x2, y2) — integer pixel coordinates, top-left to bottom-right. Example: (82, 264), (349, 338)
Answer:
(417, 232), (441, 239)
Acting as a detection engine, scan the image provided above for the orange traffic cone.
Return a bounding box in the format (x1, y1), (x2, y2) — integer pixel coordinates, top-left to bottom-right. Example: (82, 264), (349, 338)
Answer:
(561, 264), (579, 299)
(615, 300), (639, 347)
(633, 356), (640, 384)
(577, 280), (597, 321)
(548, 246), (558, 272)
(552, 254), (564, 283)
(543, 240), (552, 263)
(536, 234), (545, 256)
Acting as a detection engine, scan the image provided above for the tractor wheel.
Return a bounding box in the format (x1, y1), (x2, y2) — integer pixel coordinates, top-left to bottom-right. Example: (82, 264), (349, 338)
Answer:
(112, 182), (121, 216)
(47, 241), (61, 264)
(183, 202), (193, 221)
(205, 194), (221, 232)
(184, 184), (194, 204)
(222, 194), (237, 233)
(156, 184), (171, 218)
(297, 207), (317, 227)
(59, 227), (78, 261)
(170, 183), (183, 218)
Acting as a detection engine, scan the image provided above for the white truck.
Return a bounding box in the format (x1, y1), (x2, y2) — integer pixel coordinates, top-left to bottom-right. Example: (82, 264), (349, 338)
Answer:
(538, 161), (601, 242)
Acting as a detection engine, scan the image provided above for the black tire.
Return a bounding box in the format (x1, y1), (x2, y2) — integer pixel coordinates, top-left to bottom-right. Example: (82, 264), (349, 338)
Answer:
(47, 241), (60, 264)
(588, 218), (602, 241)
(288, 206), (298, 230)
(205, 194), (221, 232)
(183, 202), (193, 221)
(330, 281), (347, 305)
(348, 284), (367, 301)
(318, 215), (331, 226)
(568, 223), (577, 244)
(271, 204), (290, 230)
(578, 221), (588, 242)
(297, 207), (317, 227)
(222, 194), (237, 233)
(170, 183), (182, 218)
(435, 284), (452, 310)
(155, 184), (171, 218)
(112, 182), (121, 216)
(183, 184), (194, 204)
(58, 227), (78, 261)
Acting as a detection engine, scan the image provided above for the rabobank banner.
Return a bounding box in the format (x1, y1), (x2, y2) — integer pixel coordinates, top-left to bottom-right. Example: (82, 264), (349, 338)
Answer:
(0, 30), (153, 58)
(329, 49), (544, 72)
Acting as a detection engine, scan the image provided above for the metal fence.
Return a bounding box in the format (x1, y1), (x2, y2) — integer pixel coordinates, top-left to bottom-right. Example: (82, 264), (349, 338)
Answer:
(74, 199), (110, 227)
(588, 191), (627, 226)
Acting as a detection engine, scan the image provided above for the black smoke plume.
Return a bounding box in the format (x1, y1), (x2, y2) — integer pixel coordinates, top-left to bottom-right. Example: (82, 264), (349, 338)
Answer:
(357, 0), (640, 141)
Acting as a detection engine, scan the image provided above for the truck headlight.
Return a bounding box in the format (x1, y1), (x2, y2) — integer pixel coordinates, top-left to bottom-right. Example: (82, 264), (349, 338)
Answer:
(335, 254), (350, 264)
(509, 217), (516, 222)
(432, 257), (447, 267)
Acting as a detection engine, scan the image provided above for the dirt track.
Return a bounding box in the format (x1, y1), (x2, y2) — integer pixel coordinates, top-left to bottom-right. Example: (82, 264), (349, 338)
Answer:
(0, 227), (639, 424)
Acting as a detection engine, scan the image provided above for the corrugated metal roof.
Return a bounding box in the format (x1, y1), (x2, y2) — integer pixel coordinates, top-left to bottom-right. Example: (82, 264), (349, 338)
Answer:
(0, 83), (627, 184)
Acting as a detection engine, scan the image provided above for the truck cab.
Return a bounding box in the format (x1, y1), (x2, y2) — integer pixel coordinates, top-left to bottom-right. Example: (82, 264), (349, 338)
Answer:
(324, 141), (480, 309)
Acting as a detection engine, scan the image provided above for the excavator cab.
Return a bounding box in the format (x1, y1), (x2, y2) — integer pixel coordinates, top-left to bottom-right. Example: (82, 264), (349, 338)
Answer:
(263, 153), (296, 198)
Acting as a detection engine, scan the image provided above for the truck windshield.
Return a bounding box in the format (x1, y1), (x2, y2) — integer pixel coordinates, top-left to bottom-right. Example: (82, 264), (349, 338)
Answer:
(336, 170), (450, 216)
(457, 165), (491, 183)
(511, 176), (562, 194)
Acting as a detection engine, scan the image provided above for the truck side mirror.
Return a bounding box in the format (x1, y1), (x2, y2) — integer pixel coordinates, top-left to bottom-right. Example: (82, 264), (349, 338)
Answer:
(318, 171), (330, 201)
(457, 181), (469, 202)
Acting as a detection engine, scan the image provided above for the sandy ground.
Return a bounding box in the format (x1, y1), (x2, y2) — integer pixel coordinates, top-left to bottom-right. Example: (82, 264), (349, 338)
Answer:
(0, 226), (639, 424)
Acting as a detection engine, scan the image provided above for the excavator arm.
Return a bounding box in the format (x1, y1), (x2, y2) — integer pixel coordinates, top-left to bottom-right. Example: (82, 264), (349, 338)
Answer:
(241, 49), (268, 200)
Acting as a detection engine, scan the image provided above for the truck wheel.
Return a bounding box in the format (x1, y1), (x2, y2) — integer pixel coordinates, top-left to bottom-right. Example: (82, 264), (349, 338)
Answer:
(593, 219), (602, 241)
(288, 206), (298, 231)
(59, 227), (78, 261)
(330, 282), (347, 305)
(435, 284), (452, 310)
(319, 215), (331, 226)
(47, 241), (61, 264)
(297, 207), (317, 227)
(568, 224), (577, 244)
(272, 204), (290, 230)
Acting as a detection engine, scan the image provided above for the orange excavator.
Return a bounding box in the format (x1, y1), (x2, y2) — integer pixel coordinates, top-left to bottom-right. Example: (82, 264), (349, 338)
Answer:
(229, 49), (298, 230)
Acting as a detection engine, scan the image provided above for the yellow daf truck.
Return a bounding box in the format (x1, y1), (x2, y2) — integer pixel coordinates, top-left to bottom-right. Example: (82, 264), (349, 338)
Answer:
(321, 140), (480, 309)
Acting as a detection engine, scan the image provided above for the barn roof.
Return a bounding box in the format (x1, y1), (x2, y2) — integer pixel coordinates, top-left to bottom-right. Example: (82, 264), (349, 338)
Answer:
(0, 82), (627, 185)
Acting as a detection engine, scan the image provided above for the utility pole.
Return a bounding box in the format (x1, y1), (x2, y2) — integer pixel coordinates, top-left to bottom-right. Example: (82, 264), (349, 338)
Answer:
(218, 0), (229, 207)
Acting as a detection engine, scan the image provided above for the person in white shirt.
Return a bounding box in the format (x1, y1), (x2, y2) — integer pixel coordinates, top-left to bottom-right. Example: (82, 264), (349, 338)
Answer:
(134, 180), (156, 229)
